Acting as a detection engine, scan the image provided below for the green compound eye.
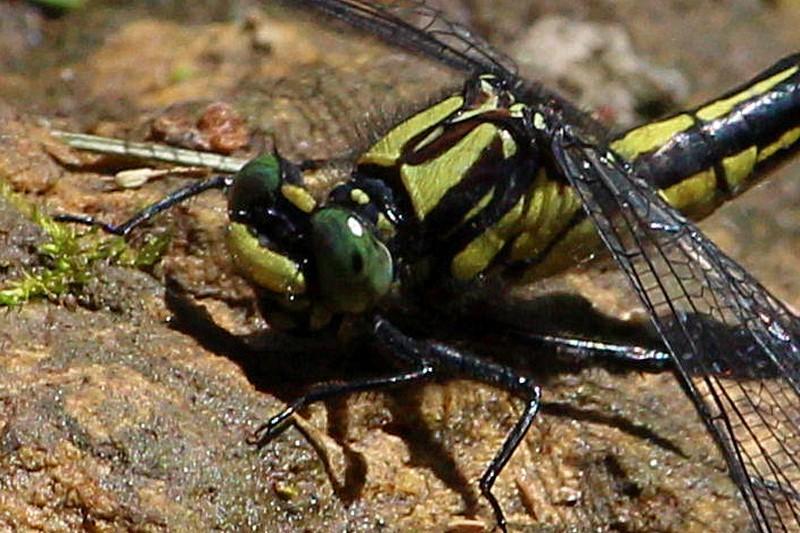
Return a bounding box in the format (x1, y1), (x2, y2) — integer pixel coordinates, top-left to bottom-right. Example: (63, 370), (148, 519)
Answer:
(227, 154), (281, 220)
(311, 207), (393, 314)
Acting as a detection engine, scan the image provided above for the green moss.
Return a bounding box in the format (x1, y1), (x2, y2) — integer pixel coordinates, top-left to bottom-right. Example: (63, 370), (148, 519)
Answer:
(0, 180), (169, 307)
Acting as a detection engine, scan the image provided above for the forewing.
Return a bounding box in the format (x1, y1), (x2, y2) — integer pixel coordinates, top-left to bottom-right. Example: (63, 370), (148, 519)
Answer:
(545, 121), (800, 531)
(286, 0), (518, 79)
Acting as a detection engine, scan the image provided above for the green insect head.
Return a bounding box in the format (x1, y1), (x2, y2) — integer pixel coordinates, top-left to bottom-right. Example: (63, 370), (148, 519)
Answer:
(225, 153), (394, 328)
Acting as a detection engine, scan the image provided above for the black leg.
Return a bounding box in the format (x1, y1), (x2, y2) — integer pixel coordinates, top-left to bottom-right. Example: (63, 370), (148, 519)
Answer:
(54, 175), (230, 236)
(372, 316), (542, 532)
(505, 330), (672, 371)
(479, 393), (539, 531)
(255, 316), (542, 531)
(250, 365), (435, 446)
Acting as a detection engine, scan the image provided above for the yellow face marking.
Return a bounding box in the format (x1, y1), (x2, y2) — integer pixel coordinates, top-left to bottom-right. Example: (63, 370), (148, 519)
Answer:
(402, 122), (500, 220)
(376, 213), (396, 239)
(226, 222), (306, 295)
(696, 66), (798, 122)
(281, 184), (316, 213)
(758, 126), (800, 162)
(359, 96), (464, 167)
(722, 146), (758, 193)
(611, 114), (695, 160)
(451, 197), (525, 280)
(350, 188), (370, 206)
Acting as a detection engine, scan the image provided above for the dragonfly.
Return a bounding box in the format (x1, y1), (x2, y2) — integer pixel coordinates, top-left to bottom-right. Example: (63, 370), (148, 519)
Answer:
(51, 0), (800, 530)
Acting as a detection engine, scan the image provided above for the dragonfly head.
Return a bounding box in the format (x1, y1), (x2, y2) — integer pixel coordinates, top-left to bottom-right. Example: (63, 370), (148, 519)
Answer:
(225, 153), (393, 328)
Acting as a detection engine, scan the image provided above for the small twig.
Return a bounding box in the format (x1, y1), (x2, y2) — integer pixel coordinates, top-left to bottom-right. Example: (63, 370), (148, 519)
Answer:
(51, 130), (247, 174)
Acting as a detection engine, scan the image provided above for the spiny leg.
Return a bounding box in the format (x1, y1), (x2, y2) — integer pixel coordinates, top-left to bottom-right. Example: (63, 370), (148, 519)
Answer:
(372, 317), (542, 532)
(254, 316), (542, 530)
(479, 390), (540, 531)
(506, 315), (787, 378)
(509, 331), (672, 370)
(250, 365), (435, 447)
(54, 175), (230, 236)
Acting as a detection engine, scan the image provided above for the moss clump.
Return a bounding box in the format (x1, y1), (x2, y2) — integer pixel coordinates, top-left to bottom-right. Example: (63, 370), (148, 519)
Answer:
(0, 180), (169, 306)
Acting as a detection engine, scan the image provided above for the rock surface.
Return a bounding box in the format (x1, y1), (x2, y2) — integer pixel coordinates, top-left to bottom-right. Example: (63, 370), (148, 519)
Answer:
(1, 1), (798, 531)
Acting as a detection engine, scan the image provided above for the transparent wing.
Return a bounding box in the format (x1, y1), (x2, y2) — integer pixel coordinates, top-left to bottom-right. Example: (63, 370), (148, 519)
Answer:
(286, 0), (519, 80)
(287, 0), (607, 144)
(544, 120), (800, 532)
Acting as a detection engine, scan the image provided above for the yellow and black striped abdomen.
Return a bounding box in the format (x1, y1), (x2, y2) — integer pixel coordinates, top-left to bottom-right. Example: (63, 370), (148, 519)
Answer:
(614, 53), (800, 219)
(512, 53), (800, 283)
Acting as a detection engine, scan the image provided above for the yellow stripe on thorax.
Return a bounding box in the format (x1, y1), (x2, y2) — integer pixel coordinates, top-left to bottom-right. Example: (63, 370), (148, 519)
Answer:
(401, 122), (502, 220)
(509, 171), (583, 263)
(462, 188), (495, 223)
(519, 218), (599, 282)
(448, 168), (592, 282)
(359, 96), (464, 167)
(451, 196), (525, 280)
(500, 169), (596, 282)
(449, 169), (594, 282)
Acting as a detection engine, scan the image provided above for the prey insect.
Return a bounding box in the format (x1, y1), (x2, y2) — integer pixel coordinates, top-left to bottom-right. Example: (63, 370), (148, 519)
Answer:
(54, 1), (800, 530)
